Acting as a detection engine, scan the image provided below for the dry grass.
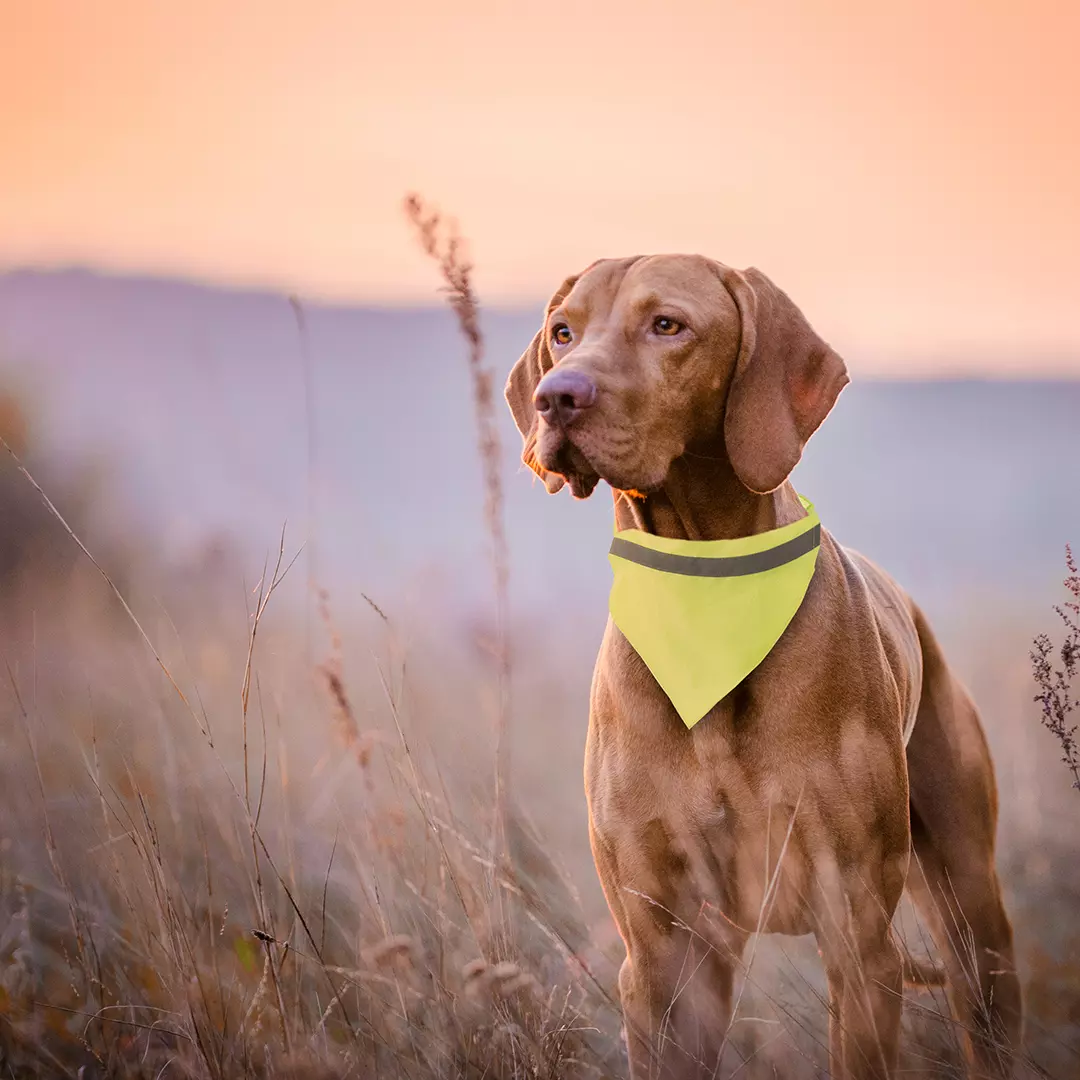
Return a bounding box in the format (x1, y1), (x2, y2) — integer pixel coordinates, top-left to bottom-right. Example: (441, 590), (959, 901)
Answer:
(403, 194), (513, 871)
(0, 486), (625, 1078)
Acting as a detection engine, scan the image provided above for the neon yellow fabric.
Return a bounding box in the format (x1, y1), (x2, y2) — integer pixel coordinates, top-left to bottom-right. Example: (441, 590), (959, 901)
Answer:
(608, 496), (821, 729)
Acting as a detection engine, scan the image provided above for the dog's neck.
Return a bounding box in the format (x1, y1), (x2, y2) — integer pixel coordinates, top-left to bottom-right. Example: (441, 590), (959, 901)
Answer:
(612, 451), (806, 541)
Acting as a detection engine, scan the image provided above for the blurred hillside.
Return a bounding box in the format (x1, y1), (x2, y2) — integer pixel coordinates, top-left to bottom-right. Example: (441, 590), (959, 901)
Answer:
(1, 268), (1078, 633)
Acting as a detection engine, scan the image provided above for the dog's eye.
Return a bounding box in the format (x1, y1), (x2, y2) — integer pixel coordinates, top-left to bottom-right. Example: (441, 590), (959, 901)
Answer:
(551, 323), (573, 347)
(652, 316), (683, 336)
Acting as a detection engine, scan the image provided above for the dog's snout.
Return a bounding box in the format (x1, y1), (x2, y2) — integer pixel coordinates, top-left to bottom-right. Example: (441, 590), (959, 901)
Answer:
(534, 369), (597, 427)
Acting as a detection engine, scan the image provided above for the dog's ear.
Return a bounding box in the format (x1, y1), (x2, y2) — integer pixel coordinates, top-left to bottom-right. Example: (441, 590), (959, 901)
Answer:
(719, 266), (849, 494)
(504, 271), (583, 494)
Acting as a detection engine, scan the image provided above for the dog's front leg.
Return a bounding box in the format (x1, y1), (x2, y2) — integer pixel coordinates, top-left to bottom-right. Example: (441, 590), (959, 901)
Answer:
(617, 913), (743, 1080)
(819, 938), (903, 1080)
(814, 861), (907, 1080)
(590, 822), (745, 1078)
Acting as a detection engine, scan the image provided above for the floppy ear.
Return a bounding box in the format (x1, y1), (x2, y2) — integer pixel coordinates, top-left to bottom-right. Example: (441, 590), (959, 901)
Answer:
(504, 272), (582, 494)
(719, 266), (849, 494)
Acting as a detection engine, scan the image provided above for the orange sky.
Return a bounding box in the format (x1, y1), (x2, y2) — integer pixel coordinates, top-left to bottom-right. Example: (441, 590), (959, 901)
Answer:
(2, 1), (1078, 371)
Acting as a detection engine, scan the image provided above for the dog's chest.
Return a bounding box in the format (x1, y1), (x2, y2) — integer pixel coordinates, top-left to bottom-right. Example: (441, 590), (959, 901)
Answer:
(586, 727), (817, 935)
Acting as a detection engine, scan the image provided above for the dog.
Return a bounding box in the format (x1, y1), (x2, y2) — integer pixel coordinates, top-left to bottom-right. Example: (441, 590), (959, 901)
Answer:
(504, 255), (1021, 1079)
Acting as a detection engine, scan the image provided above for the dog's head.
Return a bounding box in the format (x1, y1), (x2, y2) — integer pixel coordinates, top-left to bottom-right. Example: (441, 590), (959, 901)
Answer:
(504, 254), (849, 499)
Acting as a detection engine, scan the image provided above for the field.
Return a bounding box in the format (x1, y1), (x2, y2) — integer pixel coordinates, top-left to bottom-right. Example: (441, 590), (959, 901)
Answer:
(1, 271), (1079, 1077)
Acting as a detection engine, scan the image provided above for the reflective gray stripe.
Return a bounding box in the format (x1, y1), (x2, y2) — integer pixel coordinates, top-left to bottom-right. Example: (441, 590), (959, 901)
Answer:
(610, 524), (821, 578)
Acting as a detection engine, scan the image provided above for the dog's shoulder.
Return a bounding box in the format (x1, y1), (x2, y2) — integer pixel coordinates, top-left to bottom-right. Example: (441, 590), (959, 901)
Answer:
(824, 536), (923, 744)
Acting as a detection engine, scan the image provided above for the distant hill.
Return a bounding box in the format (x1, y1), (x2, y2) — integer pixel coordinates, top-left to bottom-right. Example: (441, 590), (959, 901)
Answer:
(1, 268), (1077, 638)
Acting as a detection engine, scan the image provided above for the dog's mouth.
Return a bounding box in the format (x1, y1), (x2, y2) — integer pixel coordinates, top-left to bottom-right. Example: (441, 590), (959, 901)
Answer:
(553, 445), (602, 500)
(537, 431), (601, 500)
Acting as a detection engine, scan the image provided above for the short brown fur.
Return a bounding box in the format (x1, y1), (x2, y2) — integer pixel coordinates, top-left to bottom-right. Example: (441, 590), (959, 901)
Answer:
(505, 255), (1021, 1079)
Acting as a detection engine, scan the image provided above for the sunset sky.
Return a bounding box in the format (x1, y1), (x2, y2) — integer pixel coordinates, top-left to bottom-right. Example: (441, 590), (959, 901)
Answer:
(2, 1), (1078, 370)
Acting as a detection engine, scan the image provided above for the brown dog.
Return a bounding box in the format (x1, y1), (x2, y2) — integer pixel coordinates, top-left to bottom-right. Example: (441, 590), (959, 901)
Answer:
(504, 256), (1021, 1080)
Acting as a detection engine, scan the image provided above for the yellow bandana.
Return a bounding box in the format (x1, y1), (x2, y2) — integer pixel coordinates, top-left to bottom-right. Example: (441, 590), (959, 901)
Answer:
(608, 496), (821, 729)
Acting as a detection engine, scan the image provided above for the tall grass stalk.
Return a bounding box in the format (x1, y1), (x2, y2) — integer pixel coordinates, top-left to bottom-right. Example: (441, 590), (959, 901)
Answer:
(403, 194), (514, 869)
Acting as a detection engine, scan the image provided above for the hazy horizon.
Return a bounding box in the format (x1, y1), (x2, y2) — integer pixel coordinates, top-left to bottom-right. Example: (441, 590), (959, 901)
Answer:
(2, 265), (1077, 634)
(5, 264), (1079, 378)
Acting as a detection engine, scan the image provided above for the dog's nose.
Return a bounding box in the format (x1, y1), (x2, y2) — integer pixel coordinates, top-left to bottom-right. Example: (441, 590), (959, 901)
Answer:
(534, 369), (597, 427)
